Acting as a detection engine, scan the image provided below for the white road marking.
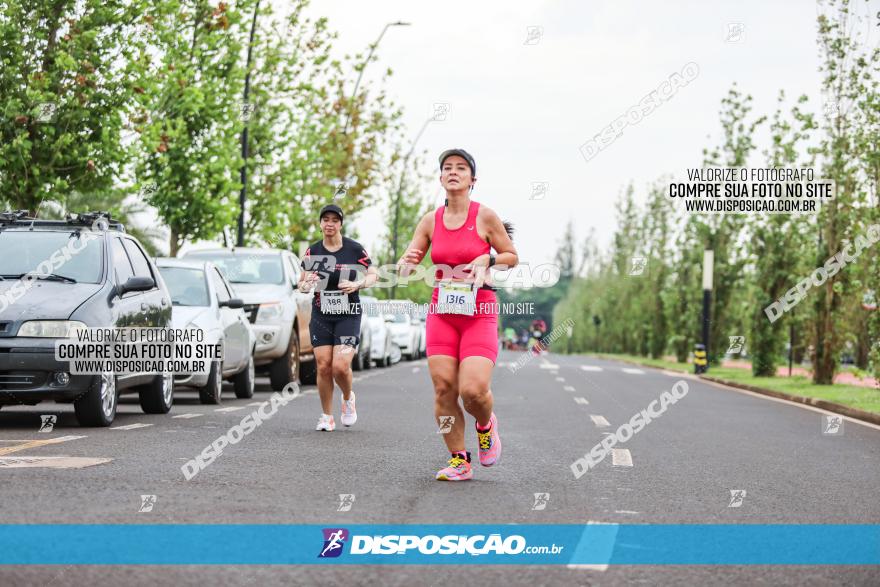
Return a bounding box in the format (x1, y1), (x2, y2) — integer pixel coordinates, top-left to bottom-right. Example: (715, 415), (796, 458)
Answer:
(611, 448), (633, 467)
(247, 402), (266, 406)
(574, 397), (590, 405)
(580, 366), (603, 372)
(539, 363), (560, 370)
(172, 413), (203, 419)
(590, 415), (610, 427)
(111, 423), (153, 430)
(214, 407), (245, 413)
(621, 368), (645, 374)
(555, 377), (565, 382)
(564, 385), (576, 391)
(0, 456), (111, 469)
(412, 367), (420, 373)
(567, 521), (618, 572)
(615, 510), (639, 515)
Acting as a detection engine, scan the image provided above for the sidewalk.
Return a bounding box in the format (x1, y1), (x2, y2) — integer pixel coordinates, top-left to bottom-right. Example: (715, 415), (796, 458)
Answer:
(609, 353), (880, 422)
(720, 359), (878, 389)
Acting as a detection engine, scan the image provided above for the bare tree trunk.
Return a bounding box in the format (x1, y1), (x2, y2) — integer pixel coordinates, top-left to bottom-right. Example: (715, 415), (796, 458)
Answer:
(169, 228), (180, 257)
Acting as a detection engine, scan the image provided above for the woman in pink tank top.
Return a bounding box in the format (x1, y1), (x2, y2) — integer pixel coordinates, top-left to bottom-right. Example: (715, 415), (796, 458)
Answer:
(396, 148), (518, 482)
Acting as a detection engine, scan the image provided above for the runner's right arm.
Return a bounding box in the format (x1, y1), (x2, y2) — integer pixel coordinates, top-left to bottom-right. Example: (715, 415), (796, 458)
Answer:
(396, 211), (433, 277)
(298, 254), (318, 293)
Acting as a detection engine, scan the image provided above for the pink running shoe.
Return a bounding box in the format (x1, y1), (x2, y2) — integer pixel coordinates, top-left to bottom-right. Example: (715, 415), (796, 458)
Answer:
(476, 413), (501, 466)
(435, 452), (473, 481)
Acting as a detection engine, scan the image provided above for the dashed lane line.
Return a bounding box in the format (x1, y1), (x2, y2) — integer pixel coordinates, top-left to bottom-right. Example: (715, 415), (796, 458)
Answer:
(172, 413), (203, 419)
(564, 385), (576, 392)
(574, 397), (590, 405)
(621, 368), (645, 375)
(214, 407), (245, 413)
(590, 415), (610, 427)
(580, 366), (603, 372)
(111, 423), (153, 431)
(566, 521), (618, 572)
(611, 448), (633, 467)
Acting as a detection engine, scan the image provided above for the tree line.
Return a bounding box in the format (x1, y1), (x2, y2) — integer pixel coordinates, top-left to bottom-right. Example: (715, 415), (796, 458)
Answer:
(552, 0), (879, 384)
(0, 0), (406, 255)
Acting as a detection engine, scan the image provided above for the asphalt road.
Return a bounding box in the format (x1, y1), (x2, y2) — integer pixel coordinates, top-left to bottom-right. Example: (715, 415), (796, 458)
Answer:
(0, 350), (878, 586)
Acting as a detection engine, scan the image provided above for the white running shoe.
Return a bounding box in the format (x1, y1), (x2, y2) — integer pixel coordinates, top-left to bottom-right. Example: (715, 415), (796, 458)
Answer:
(316, 414), (335, 431)
(341, 392), (357, 427)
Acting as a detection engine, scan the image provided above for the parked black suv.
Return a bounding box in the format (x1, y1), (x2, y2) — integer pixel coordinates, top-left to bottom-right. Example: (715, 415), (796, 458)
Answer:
(0, 211), (173, 426)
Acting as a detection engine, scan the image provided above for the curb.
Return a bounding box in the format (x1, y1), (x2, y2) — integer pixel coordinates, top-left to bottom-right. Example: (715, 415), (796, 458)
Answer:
(699, 375), (880, 427)
(586, 353), (880, 427)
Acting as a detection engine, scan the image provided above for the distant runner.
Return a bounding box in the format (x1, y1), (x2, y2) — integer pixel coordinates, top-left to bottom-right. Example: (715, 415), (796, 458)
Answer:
(299, 204), (377, 431)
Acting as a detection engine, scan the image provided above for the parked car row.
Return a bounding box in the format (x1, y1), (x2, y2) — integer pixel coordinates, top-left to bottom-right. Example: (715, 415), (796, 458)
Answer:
(0, 211), (423, 427)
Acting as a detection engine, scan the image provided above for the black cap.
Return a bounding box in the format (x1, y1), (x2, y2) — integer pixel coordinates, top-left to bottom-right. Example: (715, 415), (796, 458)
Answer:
(319, 204), (344, 222)
(439, 148), (476, 178)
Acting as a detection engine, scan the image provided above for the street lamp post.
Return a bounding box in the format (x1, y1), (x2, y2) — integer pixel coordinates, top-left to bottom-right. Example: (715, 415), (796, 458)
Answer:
(390, 115), (433, 299)
(237, 0), (261, 247)
(342, 21), (410, 137)
(700, 250), (714, 372)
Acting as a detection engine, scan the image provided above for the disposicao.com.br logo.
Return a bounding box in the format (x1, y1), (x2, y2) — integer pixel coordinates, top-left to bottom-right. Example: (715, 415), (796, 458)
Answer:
(318, 529), (563, 558)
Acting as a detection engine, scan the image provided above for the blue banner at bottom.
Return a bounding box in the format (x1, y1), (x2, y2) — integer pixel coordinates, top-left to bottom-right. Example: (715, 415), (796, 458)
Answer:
(0, 524), (877, 565)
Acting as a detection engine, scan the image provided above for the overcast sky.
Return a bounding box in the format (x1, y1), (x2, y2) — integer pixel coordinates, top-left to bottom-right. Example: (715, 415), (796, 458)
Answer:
(288, 0), (880, 268)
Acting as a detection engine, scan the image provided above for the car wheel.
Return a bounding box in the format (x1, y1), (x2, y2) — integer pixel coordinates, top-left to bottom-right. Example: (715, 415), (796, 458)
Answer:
(352, 345), (363, 371)
(74, 372), (117, 427)
(270, 329), (300, 391)
(299, 358), (317, 385)
(199, 360), (222, 404)
(138, 372), (174, 414)
(234, 354), (255, 399)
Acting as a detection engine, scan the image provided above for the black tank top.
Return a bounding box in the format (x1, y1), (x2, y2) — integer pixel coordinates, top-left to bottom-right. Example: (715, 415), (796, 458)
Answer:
(301, 236), (372, 315)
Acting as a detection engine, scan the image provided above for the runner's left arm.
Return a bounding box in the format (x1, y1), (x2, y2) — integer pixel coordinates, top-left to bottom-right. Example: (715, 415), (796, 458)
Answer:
(484, 207), (518, 270)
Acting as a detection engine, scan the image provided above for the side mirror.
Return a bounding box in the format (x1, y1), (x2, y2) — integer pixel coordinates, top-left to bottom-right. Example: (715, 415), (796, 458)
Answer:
(118, 276), (154, 295)
(220, 298), (244, 309)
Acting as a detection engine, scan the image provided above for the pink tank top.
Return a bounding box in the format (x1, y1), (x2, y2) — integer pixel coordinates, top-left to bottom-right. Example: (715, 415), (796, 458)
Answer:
(431, 200), (489, 279)
(429, 200), (497, 313)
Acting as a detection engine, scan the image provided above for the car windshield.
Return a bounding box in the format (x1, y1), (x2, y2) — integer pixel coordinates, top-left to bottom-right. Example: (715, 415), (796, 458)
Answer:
(0, 230), (103, 283)
(159, 267), (209, 306)
(184, 252), (284, 285)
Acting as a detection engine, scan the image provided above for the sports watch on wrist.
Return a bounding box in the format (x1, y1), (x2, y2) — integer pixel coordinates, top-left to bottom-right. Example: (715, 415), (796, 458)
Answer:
(488, 254), (496, 268)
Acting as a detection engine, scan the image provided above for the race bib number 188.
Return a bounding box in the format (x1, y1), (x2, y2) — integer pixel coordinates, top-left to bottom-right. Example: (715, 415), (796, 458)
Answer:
(320, 290), (349, 314)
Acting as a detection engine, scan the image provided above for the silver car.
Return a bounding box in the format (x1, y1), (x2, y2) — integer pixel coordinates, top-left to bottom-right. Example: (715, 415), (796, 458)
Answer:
(386, 299), (423, 361)
(156, 258), (255, 404)
(361, 295), (392, 367)
(181, 248), (315, 388)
